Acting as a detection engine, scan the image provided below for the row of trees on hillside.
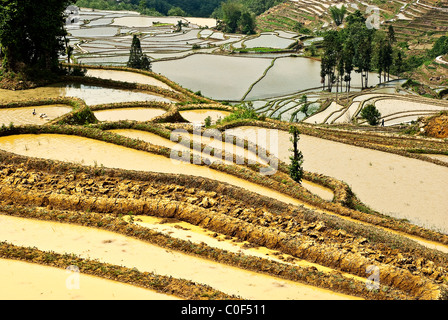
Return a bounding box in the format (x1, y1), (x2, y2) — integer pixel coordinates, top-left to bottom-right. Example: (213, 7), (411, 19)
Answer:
(212, 0), (284, 34)
(215, 1), (256, 34)
(75, 0), (223, 18)
(320, 10), (403, 92)
(227, 0), (283, 16)
(429, 35), (448, 58)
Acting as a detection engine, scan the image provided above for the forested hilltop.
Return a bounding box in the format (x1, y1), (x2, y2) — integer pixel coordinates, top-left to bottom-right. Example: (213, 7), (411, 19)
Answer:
(75, 0), (284, 17)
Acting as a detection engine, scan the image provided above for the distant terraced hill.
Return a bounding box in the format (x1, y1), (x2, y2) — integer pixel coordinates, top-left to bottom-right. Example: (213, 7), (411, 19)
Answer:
(257, 0), (448, 45)
(257, 0), (448, 86)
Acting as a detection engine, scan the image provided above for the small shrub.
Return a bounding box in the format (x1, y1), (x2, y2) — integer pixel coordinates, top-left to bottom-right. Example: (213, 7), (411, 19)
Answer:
(220, 102), (259, 123)
(204, 116), (212, 127)
(66, 107), (98, 125)
(360, 104), (381, 126)
(71, 65), (87, 76)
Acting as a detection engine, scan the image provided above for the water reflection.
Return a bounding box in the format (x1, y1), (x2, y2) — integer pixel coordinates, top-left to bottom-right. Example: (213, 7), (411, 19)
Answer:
(0, 83), (174, 105)
(0, 105), (72, 127)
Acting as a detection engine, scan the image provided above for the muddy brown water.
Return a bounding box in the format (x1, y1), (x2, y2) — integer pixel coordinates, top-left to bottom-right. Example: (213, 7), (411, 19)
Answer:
(0, 134), (310, 209)
(0, 214), (357, 300)
(179, 109), (231, 124)
(108, 129), (236, 166)
(94, 108), (167, 122)
(127, 215), (367, 282)
(86, 69), (175, 91)
(110, 129), (334, 201)
(225, 126), (448, 234)
(0, 258), (178, 300)
(0, 105), (72, 127)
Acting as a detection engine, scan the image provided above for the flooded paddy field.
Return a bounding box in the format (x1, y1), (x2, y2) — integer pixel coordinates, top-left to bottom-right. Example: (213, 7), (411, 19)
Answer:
(68, 8), (231, 69)
(179, 109), (232, 124)
(0, 83), (174, 106)
(225, 126), (448, 234)
(1, 11), (447, 299)
(108, 128), (334, 201)
(424, 153), (448, 164)
(86, 69), (175, 91)
(304, 90), (448, 126)
(0, 133), (309, 209)
(0, 214), (355, 300)
(152, 54), (273, 101)
(67, 7), (421, 122)
(94, 108), (167, 122)
(0, 119), (447, 299)
(0, 105), (73, 127)
(0, 258), (177, 300)
(243, 33), (297, 49)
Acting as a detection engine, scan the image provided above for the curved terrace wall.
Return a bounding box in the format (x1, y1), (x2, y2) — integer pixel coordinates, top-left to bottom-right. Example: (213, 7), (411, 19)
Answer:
(1, 63), (448, 300)
(0, 157), (446, 300)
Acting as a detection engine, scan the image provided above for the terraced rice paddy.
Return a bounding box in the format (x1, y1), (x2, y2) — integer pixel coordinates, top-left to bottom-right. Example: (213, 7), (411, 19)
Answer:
(108, 128), (334, 201)
(179, 109), (232, 124)
(94, 108), (167, 122)
(261, 0), (448, 46)
(305, 89), (448, 126)
(0, 133), (309, 209)
(0, 215), (353, 300)
(0, 84), (174, 106)
(243, 57), (322, 100)
(67, 9), (325, 107)
(2, 5), (448, 300)
(152, 54), (273, 101)
(225, 126), (448, 234)
(424, 153), (448, 164)
(242, 33), (297, 49)
(0, 257), (177, 300)
(1, 69), (448, 300)
(67, 6), (447, 129)
(86, 69), (175, 91)
(69, 8), (227, 67)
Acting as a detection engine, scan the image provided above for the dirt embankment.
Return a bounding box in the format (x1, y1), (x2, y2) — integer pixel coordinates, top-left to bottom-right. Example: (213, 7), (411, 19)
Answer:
(0, 71), (448, 299)
(0, 240), (239, 300)
(422, 112), (448, 138)
(0, 159), (447, 300)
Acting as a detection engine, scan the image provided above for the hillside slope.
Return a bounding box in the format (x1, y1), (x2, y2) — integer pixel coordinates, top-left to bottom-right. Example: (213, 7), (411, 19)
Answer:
(258, 0), (448, 34)
(422, 111), (448, 137)
(257, 0), (448, 86)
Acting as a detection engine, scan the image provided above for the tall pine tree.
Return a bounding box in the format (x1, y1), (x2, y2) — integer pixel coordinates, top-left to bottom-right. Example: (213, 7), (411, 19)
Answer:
(288, 126), (304, 185)
(127, 35), (151, 71)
